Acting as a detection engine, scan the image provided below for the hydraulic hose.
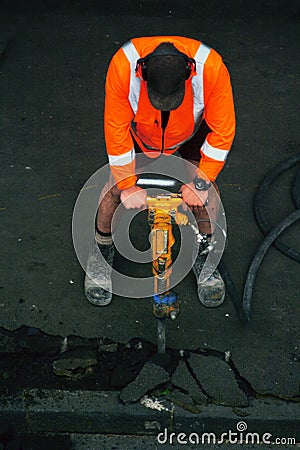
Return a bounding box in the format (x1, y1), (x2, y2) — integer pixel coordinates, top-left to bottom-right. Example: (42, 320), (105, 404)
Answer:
(243, 154), (300, 321)
(254, 153), (300, 262)
(242, 209), (300, 321)
(213, 155), (300, 323)
(218, 259), (249, 324)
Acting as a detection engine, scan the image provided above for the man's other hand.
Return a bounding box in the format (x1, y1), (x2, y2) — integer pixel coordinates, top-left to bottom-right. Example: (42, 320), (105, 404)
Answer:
(181, 182), (208, 210)
(120, 185), (147, 209)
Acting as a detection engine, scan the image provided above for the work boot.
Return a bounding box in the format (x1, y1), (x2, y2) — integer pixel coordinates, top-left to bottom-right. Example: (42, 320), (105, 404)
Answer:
(84, 239), (115, 306)
(192, 235), (225, 308)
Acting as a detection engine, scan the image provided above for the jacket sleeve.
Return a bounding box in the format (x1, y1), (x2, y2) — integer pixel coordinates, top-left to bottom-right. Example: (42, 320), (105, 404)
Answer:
(197, 60), (236, 181)
(104, 48), (137, 190)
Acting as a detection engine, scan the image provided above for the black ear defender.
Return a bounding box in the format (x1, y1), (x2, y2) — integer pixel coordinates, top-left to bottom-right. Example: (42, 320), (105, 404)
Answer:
(135, 43), (196, 81)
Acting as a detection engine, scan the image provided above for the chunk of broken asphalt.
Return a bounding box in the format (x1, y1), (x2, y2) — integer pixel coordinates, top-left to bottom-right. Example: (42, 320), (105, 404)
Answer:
(52, 348), (97, 379)
(165, 388), (202, 414)
(188, 353), (249, 407)
(119, 362), (170, 404)
(171, 360), (207, 405)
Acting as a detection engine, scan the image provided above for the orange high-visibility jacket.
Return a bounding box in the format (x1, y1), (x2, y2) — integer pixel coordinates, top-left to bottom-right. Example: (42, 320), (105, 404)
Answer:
(104, 36), (235, 190)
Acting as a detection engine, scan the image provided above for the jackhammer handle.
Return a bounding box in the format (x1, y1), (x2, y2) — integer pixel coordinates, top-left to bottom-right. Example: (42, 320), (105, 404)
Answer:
(136, 175), (183, 192)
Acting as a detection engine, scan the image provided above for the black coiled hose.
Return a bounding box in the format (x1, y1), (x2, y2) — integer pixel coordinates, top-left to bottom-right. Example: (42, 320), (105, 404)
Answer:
(219, 154), (300, 323)
(242, 209), (300, 321)
(242, 154), (300, 321)
(254, 154), (300, 262)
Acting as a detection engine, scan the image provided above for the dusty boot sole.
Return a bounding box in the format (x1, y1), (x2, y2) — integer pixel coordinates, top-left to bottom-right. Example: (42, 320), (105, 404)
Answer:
(84, 241), (114, 307)
(85, 283), (112, 307)
(197, 285), (225, 308)
(197, 270), (226, 308)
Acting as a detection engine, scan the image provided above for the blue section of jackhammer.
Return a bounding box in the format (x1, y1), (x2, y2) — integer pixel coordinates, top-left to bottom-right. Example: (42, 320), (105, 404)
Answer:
(153, 291), (177, 305)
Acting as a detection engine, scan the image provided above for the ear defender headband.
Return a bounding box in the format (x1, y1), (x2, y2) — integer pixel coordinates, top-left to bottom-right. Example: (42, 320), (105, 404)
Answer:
(135, 44), (196, 81)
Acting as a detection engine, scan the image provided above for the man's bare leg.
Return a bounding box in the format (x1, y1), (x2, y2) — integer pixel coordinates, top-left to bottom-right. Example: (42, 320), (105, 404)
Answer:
(84, 176), (121, 306)
(186, 158), (225, 308)
(185, 159), (220, 235)
(96, 177), (121, 235)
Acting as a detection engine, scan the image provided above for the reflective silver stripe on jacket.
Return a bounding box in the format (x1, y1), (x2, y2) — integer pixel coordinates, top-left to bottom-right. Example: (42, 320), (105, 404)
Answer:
(108, 148), (135, 166)
(192, 43), (211, 124)
(201, 140), (229, 161)
(122, 41), (141, 114)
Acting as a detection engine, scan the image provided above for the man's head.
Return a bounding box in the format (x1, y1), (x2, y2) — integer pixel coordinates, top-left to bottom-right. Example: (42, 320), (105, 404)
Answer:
(136, 43), (195, 111)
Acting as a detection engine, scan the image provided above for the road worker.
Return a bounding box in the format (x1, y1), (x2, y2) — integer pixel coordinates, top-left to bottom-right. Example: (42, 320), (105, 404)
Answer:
(84, 36), (236, 307)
